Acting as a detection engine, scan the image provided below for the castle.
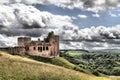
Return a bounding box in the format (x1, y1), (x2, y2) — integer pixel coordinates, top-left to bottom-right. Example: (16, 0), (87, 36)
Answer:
(8, 31), (59, 57)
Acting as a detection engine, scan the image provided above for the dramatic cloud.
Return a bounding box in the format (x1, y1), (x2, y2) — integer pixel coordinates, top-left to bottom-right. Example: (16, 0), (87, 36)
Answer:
(59, 25), (120, 50)
(0, 3), (78, 36)
(0, 34), (18, 47)
(0, 1), (120, 50)
(1, 23), (120, 50)
(60, 41), (120, 50)
(0, 0), (120, 12)
(60, 25), (120, 41)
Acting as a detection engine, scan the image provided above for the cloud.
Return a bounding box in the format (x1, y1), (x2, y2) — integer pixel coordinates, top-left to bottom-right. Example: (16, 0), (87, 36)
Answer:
(58, 25), (120, 42)
(0, 34), (18, 47)
(92, 13), (100, 17)
(78, 14), (88, 18)
(0, 0), (120, 12)
(60, 41), (120, 50)
(109, 11), (118, 17)
(0, 2), (120, 50)
(58, 25), (120, 50)
(0, 3), (78, 36)
(82, 0), (120, 12)
(1, 22), (120, 50)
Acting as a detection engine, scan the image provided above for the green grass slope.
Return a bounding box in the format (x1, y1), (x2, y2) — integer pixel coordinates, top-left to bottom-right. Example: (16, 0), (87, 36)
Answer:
(27, 55), (75, 69)
(50, 57), (75, 69)
(0, 51), (110, 80)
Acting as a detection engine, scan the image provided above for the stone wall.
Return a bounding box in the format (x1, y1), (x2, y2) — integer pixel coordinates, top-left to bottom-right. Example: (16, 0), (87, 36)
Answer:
(18, 37), (31, 46)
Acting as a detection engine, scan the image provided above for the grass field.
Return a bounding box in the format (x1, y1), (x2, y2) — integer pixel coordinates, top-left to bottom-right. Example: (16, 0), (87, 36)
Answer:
(109, 76), (120, 80)
(0, 51), (110, 80)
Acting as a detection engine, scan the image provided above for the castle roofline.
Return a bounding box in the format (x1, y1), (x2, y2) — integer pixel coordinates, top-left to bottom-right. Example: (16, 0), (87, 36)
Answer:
(18, 37), (31, 39)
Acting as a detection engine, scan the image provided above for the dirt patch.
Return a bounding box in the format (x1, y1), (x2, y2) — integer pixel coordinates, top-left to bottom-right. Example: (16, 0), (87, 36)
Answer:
(0, 53), (2, 56)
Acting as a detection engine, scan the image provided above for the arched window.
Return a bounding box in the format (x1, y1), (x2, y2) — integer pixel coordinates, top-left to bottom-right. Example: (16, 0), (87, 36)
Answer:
(25, 47), (29, 51)
(46, 47), (49, 50)
(33, 47), (36, 50)
(43, 47), (45, 51)
(38, 47), (42, 52)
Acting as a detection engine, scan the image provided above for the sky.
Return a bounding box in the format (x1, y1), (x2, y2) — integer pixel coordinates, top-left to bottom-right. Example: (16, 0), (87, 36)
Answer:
(0, 0), (120, 50)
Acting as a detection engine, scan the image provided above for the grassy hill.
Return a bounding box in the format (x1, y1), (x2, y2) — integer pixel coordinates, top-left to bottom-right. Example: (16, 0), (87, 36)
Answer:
(0, 51), (110, 80)
(27, 54), (76, 69)
(109, 76), (120, 80)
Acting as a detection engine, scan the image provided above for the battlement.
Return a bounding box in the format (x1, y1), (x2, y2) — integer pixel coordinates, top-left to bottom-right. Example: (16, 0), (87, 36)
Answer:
(18, 37), (31, 46)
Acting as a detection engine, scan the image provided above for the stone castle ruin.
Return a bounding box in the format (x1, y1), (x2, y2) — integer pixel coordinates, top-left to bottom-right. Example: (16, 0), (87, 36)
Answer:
(8, 31), (59, 57)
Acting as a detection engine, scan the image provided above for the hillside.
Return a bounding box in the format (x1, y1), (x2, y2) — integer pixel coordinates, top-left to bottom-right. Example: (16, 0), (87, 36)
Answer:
(0, 51), (110, 80)
(60, 50), (120, 76)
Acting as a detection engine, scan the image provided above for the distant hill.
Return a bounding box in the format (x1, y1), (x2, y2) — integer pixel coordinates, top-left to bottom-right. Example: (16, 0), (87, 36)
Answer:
(90, 49), (120, 54)
(0, 50), (110, 80)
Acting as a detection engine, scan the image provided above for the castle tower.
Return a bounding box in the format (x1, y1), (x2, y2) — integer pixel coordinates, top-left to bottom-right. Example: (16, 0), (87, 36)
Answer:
(18, 37), (31, 46)
(45, 31), (59, 57)
(55, 35), (59, 56)
(45, 31), (55, 43)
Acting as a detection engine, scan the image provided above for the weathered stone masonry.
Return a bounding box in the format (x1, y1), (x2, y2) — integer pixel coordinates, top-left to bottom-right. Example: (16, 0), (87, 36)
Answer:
(8, 31), (59, 57)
